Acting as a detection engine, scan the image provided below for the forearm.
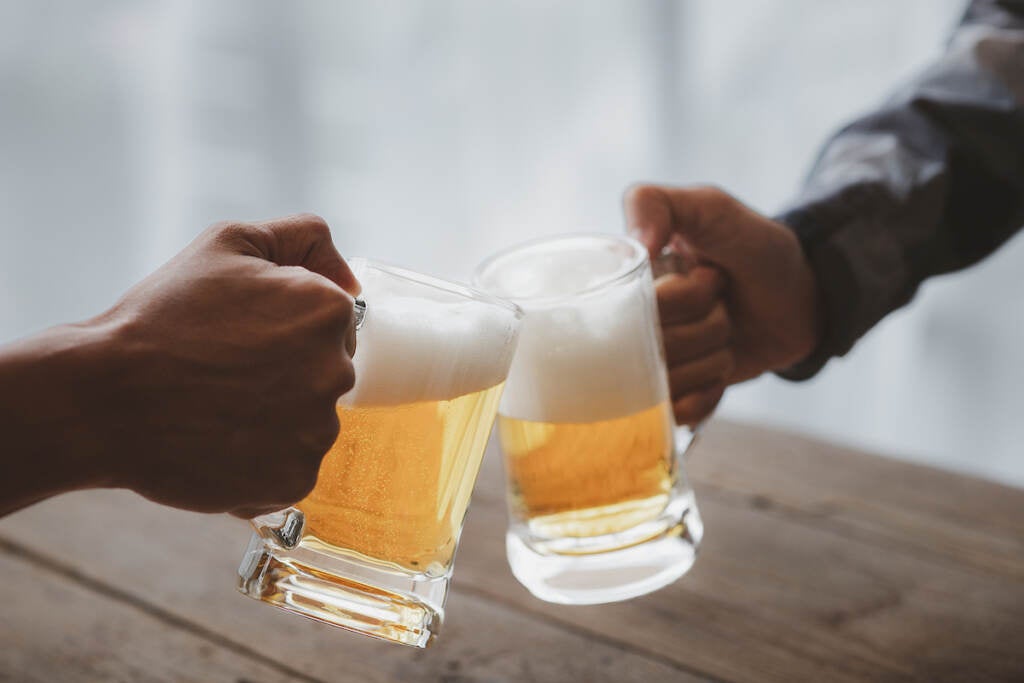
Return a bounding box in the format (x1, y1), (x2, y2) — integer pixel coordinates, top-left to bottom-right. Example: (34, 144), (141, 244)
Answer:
(777, 0), (1024, 379)
(0, 321), (128, 516)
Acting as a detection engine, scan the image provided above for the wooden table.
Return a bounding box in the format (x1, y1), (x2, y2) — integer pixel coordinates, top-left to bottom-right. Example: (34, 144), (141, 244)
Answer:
(2, 420), (1022, 682)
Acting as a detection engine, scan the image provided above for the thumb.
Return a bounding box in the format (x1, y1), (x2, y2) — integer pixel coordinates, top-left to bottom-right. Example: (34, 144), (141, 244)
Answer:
(623, 184), (674, 258)
(239, 214), (361, 295)
(625, 185), (745, 271)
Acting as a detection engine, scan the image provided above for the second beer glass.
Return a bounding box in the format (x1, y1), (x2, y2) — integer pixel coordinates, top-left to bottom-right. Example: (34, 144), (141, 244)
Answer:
(473, 234), (703, 605)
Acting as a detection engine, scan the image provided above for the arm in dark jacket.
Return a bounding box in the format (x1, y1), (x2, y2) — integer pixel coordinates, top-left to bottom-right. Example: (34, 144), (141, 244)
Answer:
(778, 0), (1024, 379)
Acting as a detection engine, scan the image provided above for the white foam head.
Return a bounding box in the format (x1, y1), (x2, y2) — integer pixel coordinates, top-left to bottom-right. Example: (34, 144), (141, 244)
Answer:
(340, 260), (521, 407)
(474, 235), (669, 423)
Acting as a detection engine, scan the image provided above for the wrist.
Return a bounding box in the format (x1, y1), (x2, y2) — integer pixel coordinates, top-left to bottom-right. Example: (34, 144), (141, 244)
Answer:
(769, 213), (833, 381)
(0, 318), (135, 507)
(776, 243), (834, 382)
(794, 252), (826, 364)
(64, 313), (145, 490)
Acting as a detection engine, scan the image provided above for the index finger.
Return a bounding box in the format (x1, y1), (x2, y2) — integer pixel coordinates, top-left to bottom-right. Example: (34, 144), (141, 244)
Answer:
(623, 184), (674, 259)
(241, 214), (361, 296)
(656, 265), (726, 326)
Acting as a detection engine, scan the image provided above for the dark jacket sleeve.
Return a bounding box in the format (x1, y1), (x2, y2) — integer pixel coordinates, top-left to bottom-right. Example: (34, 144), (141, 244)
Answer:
(777, 0), (1024, 380)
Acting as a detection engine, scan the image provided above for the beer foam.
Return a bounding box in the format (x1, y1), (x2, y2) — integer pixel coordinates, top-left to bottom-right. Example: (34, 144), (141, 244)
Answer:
(475, 236), (669, 424)
(340, 263), (520, 407)
(480, 237), (634, 300)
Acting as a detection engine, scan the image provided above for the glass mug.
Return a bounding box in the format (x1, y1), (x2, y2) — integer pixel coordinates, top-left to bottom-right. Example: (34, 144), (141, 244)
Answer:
(238, 259), (522, 647)
(473, 234), (703, 605)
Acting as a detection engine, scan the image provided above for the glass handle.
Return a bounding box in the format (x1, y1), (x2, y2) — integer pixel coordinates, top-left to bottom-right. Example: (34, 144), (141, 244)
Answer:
(675, 421), (703, 460)
(353, 297), (367, 330)
(252, 507), (305, 550)
(246, 301), (362, 554)
(657, 242), (710, 463)
(652, 243), (697, 279)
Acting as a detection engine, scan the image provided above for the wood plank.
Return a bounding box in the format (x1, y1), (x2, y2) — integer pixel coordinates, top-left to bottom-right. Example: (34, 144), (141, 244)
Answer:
(0, 492), (709, 683)
(459, 457), (1024, 683)
(4, 420), (1022, 682)
(0, 544), (308, 683)
(688, 420), (1024, 581)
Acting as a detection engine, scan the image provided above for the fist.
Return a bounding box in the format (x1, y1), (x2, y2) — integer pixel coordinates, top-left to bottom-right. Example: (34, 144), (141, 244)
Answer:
(96, 215), (359, 516)
(655, 265), (732, 426)
(625, 185), (823, 426)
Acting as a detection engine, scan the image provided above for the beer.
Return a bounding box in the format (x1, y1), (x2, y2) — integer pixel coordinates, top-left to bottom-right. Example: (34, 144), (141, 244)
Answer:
(483, 237), (677, 540)
(474, 234), (702, 604)
(239, 259), (521, 646)
(299, 382), (503, 574)
(296, 266), (517, 573)
(499, 401), (674, 539)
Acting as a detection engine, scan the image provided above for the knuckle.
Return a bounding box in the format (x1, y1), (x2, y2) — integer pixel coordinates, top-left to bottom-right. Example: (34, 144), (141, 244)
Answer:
(662, 325), (690, 349)
(322, 289), (354, 321)
(658, 275), (717, 324)
(206, 220), (271, 257)
(661, 325), (681, 347)
(208, 220), (255, 243)
(691, 281), (718, 311)
(279, 468), (320, 502)
(694, 265), (726, 294)
(623, 183), (663, 208)
(672, 386), (722, 427)
(310, 411), (342, 453)
(693, 184), (732, 214)
(206, 219), (237, 235)
(295, 213), (331, 237)
(693, 184), (728, 202)
(672, 397), (704, 427)
(313, 293), (355, 337)
(294, 274), (351, 315)
(708, 306), (732, 344)
(714, 348), (736, 378)
(655, 273), (685, 304)
(312, 364), (353, 401)
(335, 362), (356, 396)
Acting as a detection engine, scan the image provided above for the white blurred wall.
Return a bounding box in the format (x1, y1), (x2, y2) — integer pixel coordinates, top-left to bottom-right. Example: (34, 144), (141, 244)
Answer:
(3, 1), (1019, 486)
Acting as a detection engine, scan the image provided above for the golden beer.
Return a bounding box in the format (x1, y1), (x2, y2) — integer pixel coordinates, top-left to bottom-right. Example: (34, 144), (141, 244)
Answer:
(239, 259), (521, 647)
(499, 401), (674, 538)
(474, 234), (703, 605)
(299, 383), (503, 573)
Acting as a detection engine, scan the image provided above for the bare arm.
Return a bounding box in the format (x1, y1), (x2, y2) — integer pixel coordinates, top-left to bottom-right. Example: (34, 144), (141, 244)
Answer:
(0, 321), (126, 515)
(0, 214), (359, 518)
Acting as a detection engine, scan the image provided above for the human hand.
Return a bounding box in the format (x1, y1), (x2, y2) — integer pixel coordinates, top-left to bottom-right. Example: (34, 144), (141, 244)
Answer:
(624, 185), (823, 425)
(92, 215), (359, 517)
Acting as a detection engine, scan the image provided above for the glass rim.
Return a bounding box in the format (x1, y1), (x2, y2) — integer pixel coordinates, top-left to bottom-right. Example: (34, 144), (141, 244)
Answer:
(350, 257), (524, 319)
(471, 232), (649, 304)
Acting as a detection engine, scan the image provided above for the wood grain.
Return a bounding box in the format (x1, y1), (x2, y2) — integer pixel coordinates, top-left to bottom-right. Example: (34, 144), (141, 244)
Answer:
(0, 545), (306, 683)
(0, 493), (707, 683)
(457, 447), (1024, 683)
(2, 419), (1021, 682)
(689, 421), (1024, 581)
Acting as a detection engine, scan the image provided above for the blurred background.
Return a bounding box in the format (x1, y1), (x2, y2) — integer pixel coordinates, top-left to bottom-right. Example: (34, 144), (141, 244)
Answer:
(3, 0), (1020, 486)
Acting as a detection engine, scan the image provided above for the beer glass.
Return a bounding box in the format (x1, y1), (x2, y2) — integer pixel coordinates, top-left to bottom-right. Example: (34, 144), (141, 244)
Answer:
(473, 234), (703, 605)
(238, 259), (522, 647)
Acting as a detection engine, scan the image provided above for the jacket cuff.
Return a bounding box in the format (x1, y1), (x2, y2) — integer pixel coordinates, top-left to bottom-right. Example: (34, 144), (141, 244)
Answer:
(773, 205), (872, 381)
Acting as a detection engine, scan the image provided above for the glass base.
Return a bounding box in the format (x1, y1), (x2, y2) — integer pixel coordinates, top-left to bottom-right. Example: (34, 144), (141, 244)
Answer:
(506, 491), (702, 605)
(237, 532), (446, 648)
